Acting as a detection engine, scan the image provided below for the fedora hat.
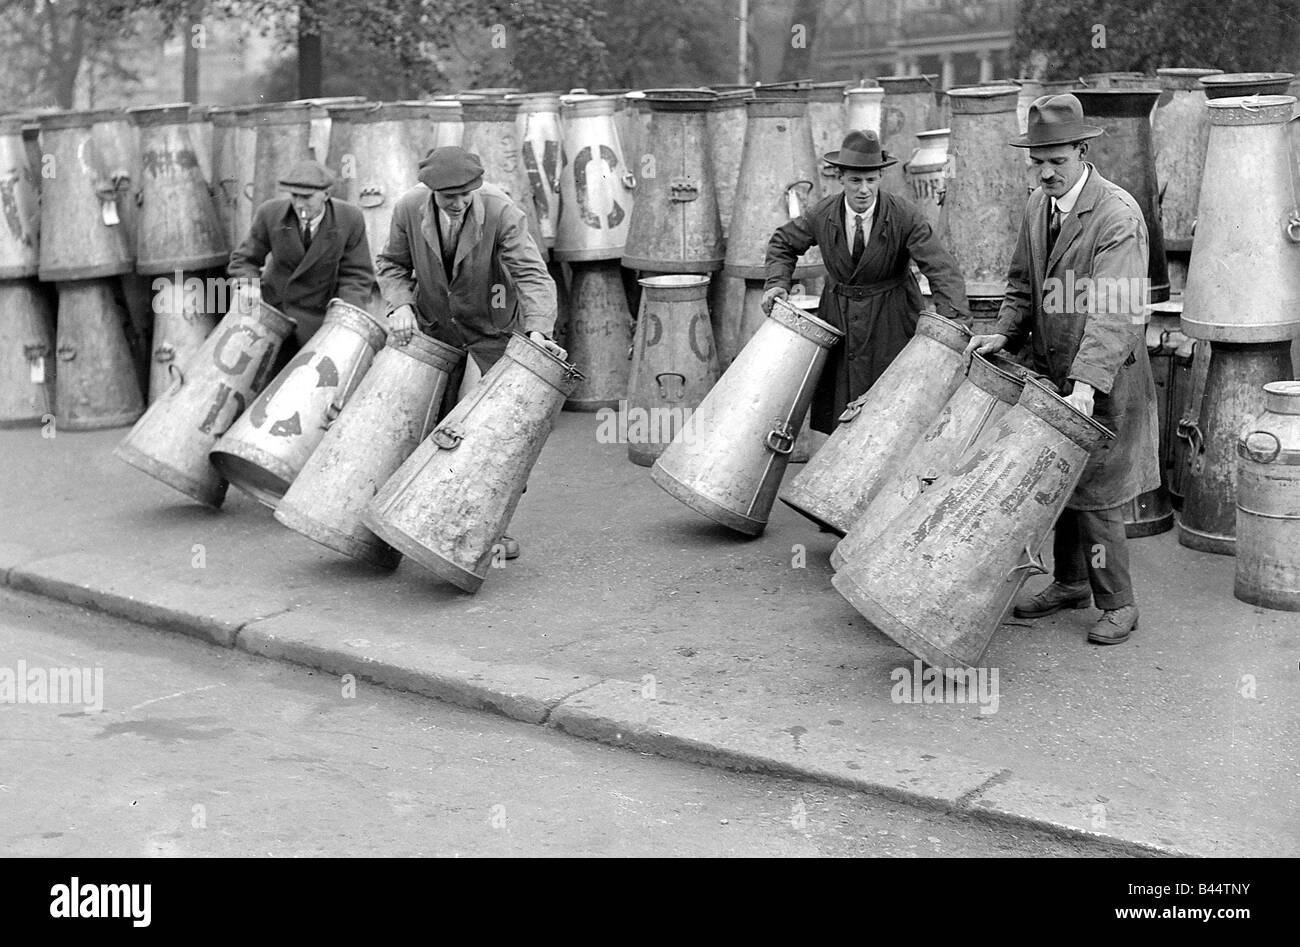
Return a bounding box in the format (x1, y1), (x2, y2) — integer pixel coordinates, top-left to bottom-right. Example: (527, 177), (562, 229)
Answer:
(1009, 93), (1104, 147)
(823, 129), (897, 170)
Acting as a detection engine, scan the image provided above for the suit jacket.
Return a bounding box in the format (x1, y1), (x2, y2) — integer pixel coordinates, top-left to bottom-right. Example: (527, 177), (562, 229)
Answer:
(375, 182), (556, 371)
(228, 197), (376, 343)
(993, 164), (1160, 510)
(766, 189), (969, 432)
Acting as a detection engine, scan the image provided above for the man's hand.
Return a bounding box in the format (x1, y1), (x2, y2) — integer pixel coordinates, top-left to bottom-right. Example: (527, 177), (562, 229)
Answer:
(388, 305), (418, 345)
(761, 286), (789, 315)
(962, 332), (1008, 367)
(1064, 381), (1095, 417)
(529, 331), (567, 361)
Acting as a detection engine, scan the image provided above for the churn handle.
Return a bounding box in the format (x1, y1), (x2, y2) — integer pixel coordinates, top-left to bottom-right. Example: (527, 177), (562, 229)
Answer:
(1007, 543), (1048, 579)
(166, 361), (185, 392)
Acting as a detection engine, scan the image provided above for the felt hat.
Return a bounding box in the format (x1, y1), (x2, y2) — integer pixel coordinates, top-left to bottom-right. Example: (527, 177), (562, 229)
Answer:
(823, 129), (897, 170)
(1008, 94), (1104, 147)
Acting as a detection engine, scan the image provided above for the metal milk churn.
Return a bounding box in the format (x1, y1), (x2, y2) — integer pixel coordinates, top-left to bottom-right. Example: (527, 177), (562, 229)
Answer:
(562, 259), (633, 411)
(830, 352), (1027, 571)
(318, 101), (371, 198)
(115, 299), (295, 507)
(1072, 88), (1169, 303)
(515, 92), (564, 250)
(936, 86), (1024, 300)
(148, 273), (218, 404)
(363, 333), (582, 593)
(626, 275), (721, 467)
(276, 332), (465, 568)
(249, 102), (315, 210)
(1153, 68), (1222, 251)
(779, 311), (971, 534)
(0, 280), (56, 426)
(0, 116), (41, 278)
(1200, 72), (1294, 99)
(208, 106), (245, 248)
(844, 83), (884, 137)
(329, 103), (427, 256)
(651, 295), (843, 535)
(459, 95), (543, 247)
(808, 81), (850, 200)
(1235, 381), (1300, 610)
(904, 127), (950, 229)
(554, 95), (636, 261)
(623, 90), (724, 274)
(188, 104), (214, 185)
(833, 377), (1113, 669)
(877, 75), (936, 197)
(128, 104), (228, 274)
(705, 89), (752, 242)
(52, 279), (144, 430)
(210, 298), (387, 507)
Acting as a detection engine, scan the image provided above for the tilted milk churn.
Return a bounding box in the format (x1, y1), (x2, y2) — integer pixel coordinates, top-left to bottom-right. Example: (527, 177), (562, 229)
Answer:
(1072, 89), (1169, 303)
(651, 295), (843, 535)
(904, 127), (950, 229)
(1153, 68), (1222, 251)
(210, 298), (387, 507)
(249, 102), (315, 210)
(779, 311), (971, 534)
(830, 352), (1027, 571)
(275, 332), (465, 568)
(0, 116), (40, 278)
(554, 95), (636, 261)
(147, 273), (218, 404)
(705, 89), (752, 242)
(53, 279), (144, 430)
(623, 90), (724, 274)
(363, 333), (582, 593)
(844, 83), (884, 137)
(877, 76), (936, 196)
(937, 86), (1024, 300)
(1235, 381), (1300, 610)
(36, 110), (134, 281)
(808, 81), (850, 200)
(562, 259), (632, 411)
(128, 104), (228, 274)
(329, 103), (426, 256)
(833, 376), (1113, 670)
(459, 95), (543, 246)
(515, 92), (564, 249)
(0, 281), (56, 426)
(1200, 72), (1294, 100)
(115, 299), (295, 507)
(626, 275), (721, 467)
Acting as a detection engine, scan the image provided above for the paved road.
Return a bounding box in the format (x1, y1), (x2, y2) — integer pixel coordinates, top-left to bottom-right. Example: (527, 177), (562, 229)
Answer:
(0, 589), (1111, 857)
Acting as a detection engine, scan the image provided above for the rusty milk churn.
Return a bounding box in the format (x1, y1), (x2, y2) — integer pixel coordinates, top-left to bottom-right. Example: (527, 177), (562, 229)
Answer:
(651, 296), (843, 535)
(363, 333), (582, 593)
(147, 273), (218, 404)
(128, 104), (228, 275)
(830, 352), (1027, 571)
(276, 332), (465, 568)
(1153, 68), (1222, 252)
(563, 259), (633, 411)
(52, 279), (144, 430)
(249, 102), (315, 210)
(0, 116), (40, 278)
(779, 311), (971, 534)
(115, 299), (294, 507)
(554, 95), (636, 261)
(904, 127), (950, 229)
(515, 92), (564, 249)
(0, 281), (56, 426)
(937, 86), (1024, 300)
(833, 376), (1113, 669)
(458, 95), (543, 246)
(623, 90), (724, 274)
(808, 81), (851, 199)
(706, 89), (753, 242)
(328, 103), (426, 256)
(1235, 381), (1300, 610)
(626, 275), (721, 467)
(877, 75), (937, 196)
(210, 298), (387, 507)
(844, 83), (885, 137)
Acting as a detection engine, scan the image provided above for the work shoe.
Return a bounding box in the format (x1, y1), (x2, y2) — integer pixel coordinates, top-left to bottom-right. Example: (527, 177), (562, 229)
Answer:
(1087, 605), (1139, 645)
(1012, 581), (1092, 619)
(498, 535), (521, 560)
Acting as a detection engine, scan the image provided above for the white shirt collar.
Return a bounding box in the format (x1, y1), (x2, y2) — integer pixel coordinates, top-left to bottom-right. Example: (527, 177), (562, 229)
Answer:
(1053, 165), (1089, 215)
(843, 195), (875, 237)
(299, 206), (325, 234)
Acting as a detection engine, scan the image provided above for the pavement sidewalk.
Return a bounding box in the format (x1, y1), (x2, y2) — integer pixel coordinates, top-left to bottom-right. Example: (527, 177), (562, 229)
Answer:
(2, 415), (1296, 856)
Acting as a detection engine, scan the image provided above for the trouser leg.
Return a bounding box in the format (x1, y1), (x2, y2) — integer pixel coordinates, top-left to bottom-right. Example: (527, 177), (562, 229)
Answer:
(1064, 505), (1134, 610)
(1053, 508), (1089, 585)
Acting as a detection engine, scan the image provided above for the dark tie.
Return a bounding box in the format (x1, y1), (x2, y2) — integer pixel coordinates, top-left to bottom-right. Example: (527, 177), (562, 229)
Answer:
(301, 221), (312, 251)
(851, 213), (865, 264)
(1047, 205), (1062, 256)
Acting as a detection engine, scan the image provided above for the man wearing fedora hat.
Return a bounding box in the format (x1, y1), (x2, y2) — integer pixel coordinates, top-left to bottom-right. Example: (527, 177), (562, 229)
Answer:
(229, 158), (377, 351)
(762, 128), (968, 433)
(966, 93), (1160, 645)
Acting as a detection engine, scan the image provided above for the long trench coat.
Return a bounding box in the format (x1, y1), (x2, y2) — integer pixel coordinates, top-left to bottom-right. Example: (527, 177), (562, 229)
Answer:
(993, 164), (1160, 511)
(765, 189), (969, 432)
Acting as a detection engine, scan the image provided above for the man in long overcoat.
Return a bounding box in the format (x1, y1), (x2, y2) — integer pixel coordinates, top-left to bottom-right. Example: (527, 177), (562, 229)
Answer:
(966, 94), (1160, 645)
(762, 129), (969, 433)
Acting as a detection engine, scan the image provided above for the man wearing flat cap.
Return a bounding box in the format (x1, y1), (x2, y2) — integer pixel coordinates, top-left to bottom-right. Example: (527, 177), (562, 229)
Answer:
(966, 93), (1160, 645)
(762, 129), (969, 433)
(228, 158), (377, 350)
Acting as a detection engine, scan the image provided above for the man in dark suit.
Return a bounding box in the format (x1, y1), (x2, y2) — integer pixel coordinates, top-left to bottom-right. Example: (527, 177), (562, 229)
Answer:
(229, 159), (377, 350)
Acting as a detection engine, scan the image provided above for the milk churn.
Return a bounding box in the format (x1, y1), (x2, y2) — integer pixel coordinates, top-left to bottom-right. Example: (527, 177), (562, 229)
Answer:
(626, 275), (720, 467)
(844, 83), (885, 137)
(208, 106), (246, 247)
(147, 273), (218, 404)
(230, 107), (259, 239)
(1153, 68), (1222, 251)
(724, 86), (824, 281)
(833, 376), (1113, 669)
(249, 102), (315, 210)
(1235, 381), (1300, 610)
(705, 89), (752, 242)
(276, 332), (464, 568)
(555, 95), (636, 261)
(459, 95), (543, 246)
(210, 298), (387, 507)
(318, 101), (370, 198)
(115, 299), (295, 507)
(904, 127), (950, 229)
(651, 296), (843, 535)
(808, 81), (851, 199)
(562, 259), (633, 410)
(363, 333), (581, 593)
(877, 75), (937, 196)
(515, 92), (564, 249)
(623, 90), (723, 273)
(0, 280), (56, 426)
(779, 311), (971, 534)
(53, 279), (144, 430)
(1071, 89), (1169, 303)
(188, 104), (214, 185)
(91, 108), (142, 250)
(830, 352), (1027, 570)
(328, 103), (427, 256)
(0, 117), (40, 278)
(937, 86), (1024, 298)
(1181, 95), (1300, 342)
(1200, 72), (1294, 99)
(128, 104), (228, 274)
(36, 110), (134, 281)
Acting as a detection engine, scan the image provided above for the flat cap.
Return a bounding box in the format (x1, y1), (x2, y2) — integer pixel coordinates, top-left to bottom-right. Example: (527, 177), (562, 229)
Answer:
(278, 159), (334, 192)
(418, 146), (484, 192)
